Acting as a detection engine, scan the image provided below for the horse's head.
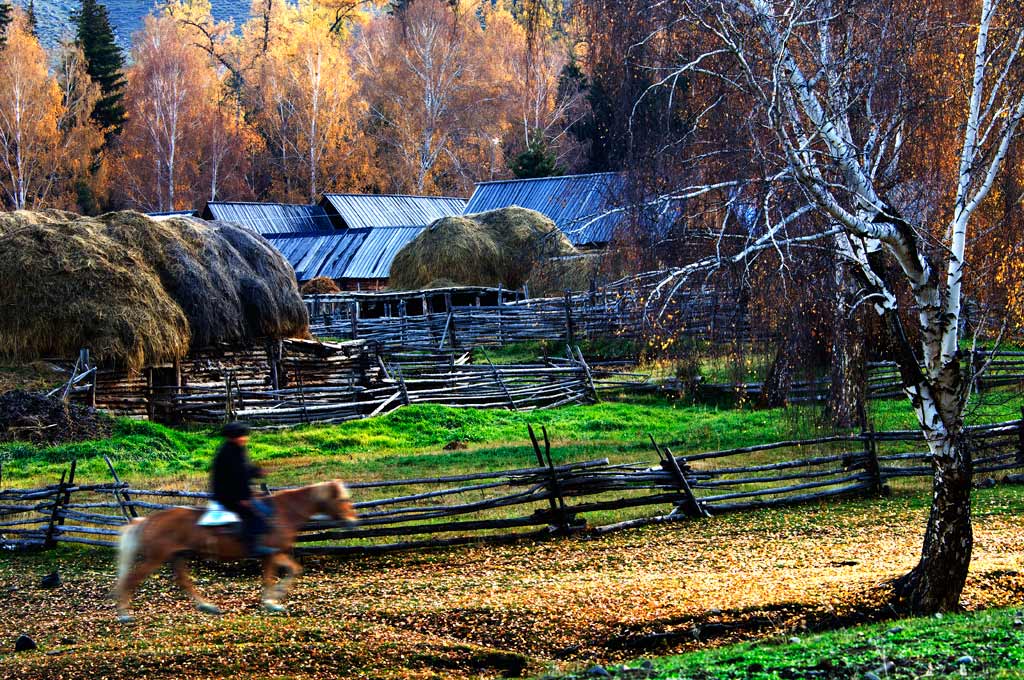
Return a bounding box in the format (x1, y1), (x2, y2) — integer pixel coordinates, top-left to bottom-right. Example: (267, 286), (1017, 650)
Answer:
(313, 480), (358, 525)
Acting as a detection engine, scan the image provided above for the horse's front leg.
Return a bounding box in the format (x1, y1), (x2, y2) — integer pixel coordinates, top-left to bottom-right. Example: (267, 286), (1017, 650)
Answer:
(262, 553), (302, 613)
(173, 555), (222, 615)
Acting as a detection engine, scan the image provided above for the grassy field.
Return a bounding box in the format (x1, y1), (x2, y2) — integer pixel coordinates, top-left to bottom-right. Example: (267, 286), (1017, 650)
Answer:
(2, 360), (1022, 678)
(3, 391), (1020, 489)
(1, 483), (1022, 679)
(549, 606), (1024, 679)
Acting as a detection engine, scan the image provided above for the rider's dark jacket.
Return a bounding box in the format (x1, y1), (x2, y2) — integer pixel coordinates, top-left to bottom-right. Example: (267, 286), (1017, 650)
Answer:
(210, 440), (263, 509)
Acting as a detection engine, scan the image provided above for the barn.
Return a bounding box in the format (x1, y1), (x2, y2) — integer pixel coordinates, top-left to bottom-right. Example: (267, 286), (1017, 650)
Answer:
(199, 194), (467, 290)
(464, 172), (681, 249)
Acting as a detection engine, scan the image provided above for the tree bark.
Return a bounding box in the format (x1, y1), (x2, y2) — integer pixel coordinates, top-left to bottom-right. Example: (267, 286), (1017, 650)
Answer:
(894, 433), (973, 613)
(827, 266), (865, 428)
(759, 334), (796, 408)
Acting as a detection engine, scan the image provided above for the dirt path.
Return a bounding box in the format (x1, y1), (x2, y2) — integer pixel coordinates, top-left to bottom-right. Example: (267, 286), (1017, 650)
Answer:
(1, 490), (1022, 679)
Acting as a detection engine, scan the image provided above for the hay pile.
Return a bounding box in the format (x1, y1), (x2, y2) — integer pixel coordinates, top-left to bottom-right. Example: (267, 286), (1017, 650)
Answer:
(0, 210), (308, 369)
(0, 390), (112, 444)
(389, 207), (586, 292)
(301, 276), (342, 295)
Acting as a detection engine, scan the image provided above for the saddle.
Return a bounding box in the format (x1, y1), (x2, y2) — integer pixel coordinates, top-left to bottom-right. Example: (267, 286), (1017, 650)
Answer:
(197, 501), (241, 527)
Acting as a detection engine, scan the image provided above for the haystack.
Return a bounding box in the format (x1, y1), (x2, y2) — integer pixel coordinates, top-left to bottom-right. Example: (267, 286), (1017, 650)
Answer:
(389, 207), (582, 292)
(0, 210), (308, 370)
(301, 276), (342, 295)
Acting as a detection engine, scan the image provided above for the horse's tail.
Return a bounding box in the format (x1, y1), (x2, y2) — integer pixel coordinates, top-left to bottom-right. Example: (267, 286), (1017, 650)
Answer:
(116, 519), (144, 583)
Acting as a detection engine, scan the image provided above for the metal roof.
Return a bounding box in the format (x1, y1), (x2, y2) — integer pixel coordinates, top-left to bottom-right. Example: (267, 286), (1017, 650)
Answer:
(267, 231), (370, 281)
(343, 226), (425, 280)
(319, 194), (467, 230)
(464, 172), (678, 246)
(147, 210), (197, 219)
(201, 202), (336, 235)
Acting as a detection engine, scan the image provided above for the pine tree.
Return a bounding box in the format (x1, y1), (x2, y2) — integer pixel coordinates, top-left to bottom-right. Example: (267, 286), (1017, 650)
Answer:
(0, 2), (13, 47)
(26, 0), (37, 35)
(510, 133), (563, 179)
(73, 0), (127, 140)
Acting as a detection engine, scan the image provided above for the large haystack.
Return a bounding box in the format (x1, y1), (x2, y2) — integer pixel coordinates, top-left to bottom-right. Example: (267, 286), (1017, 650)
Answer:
(389, 207), (582, 291)
(0, 210), (308, 369)
(301, 276), (342, 295)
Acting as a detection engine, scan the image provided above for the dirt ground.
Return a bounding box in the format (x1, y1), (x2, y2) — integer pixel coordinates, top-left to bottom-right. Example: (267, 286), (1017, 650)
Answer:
(1, 489), (1022, 679)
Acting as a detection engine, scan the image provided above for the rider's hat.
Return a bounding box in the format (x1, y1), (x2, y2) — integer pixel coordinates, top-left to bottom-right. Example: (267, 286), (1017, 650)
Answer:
(221, 421), (251, 439)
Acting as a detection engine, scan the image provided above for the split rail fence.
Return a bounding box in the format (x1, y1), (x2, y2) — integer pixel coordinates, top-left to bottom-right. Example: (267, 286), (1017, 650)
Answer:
(693, 351), (1024, 403)
(63, 340), (642, 427)
(306, 277), (752, 350)
(4, 418), (1022, 554)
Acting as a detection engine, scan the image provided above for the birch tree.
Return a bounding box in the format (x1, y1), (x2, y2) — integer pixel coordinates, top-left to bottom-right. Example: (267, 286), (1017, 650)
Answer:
(644, 0), (1024, 612)
(0, 14), (62, 209)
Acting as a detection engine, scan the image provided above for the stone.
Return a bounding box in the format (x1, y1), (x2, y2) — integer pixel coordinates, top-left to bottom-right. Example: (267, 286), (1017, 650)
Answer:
(863, 672), (881, 680)
(887, 626), (904, 634)
(39, 571), (61, 589)
(586, 665), (611, 677)
(14, 635), (36, 652)
(956, 656), (974, 666)
(974, 477), (996, 489)
(789, 636), (802, 644)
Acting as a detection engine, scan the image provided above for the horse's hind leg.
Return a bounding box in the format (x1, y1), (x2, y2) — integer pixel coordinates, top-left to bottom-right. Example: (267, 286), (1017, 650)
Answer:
(172, 555), (222, 615)
(116, 556), (166, 623)
(262, 553), (302, 613)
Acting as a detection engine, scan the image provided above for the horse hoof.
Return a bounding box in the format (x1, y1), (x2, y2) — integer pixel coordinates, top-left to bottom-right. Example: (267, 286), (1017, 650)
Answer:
(262, 600), (287, 614)
(197, 602), (222, 615)
(117, 614), (134, 624)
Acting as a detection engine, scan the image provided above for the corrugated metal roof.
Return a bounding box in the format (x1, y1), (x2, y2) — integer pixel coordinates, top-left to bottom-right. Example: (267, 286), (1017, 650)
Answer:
(202, 202), (335, 235)
(343, 226), (425, 280)
(267, 230), (370, 281)
(320, 194), (466, 230)
(464, 172), (679, 246)
(147, 210), (197, 219)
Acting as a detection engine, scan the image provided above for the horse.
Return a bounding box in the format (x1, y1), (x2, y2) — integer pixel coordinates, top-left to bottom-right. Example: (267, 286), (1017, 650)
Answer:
(114, 480), (357, 623)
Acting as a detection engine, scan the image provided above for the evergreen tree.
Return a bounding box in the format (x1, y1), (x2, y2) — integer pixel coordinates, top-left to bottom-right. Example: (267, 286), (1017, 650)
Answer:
(0, 2), (13, 47)
(26, 0), (37, 35)
(73, 0), (127, 140)
(510, 133), (564, 179)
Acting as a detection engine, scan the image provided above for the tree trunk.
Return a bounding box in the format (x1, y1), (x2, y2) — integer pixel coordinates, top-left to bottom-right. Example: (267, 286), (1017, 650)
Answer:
(894, 433), (973, 613)
(826, 271), (865, 427)
(759, 336), (796, 408)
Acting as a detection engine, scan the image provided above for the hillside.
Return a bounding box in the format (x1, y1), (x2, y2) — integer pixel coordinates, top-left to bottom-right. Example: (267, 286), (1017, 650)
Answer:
(16, 0), (249, 48)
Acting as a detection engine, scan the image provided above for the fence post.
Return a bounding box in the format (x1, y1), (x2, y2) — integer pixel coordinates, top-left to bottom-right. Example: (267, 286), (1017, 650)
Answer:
(863, 425), (886, 495)
(1017, 407), (1024, 466)
(528, 425), (574, 533)
(43, 469), (67, 549)
(650, 435), (708, 518)
(497, 283), (504, 346)
(564, 291), (576, 345)
(105, 455), (138, 519)
(349, 301), (360, 340)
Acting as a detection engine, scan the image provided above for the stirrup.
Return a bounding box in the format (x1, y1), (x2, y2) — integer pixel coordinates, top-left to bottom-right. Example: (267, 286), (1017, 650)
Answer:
(249, 544), (277, 557)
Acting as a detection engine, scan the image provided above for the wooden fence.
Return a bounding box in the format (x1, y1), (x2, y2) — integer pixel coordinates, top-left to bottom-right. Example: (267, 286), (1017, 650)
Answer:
(306, 279), (753, 350)
(692, 351), (1024, 403)
(4, 418), (1022, 554)
(59, 340), (642, 427)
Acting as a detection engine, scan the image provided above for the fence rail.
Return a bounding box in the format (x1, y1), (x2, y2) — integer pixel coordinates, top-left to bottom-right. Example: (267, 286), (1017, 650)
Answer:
(61, 340), (638, 427)
(5, 418), (1022, 554)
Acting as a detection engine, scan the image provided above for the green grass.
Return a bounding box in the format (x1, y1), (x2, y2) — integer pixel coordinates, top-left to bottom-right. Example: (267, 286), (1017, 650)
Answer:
(552, 606), (1024, 679)
(2, 392), (1021, 487)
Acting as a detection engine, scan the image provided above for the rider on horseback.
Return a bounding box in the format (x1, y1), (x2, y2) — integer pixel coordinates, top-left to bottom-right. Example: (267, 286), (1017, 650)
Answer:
(211, 422), (275, 556)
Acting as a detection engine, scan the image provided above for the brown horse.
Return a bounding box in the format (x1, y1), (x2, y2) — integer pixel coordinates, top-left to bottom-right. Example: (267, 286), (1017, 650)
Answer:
(114, 480), (357, 622)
